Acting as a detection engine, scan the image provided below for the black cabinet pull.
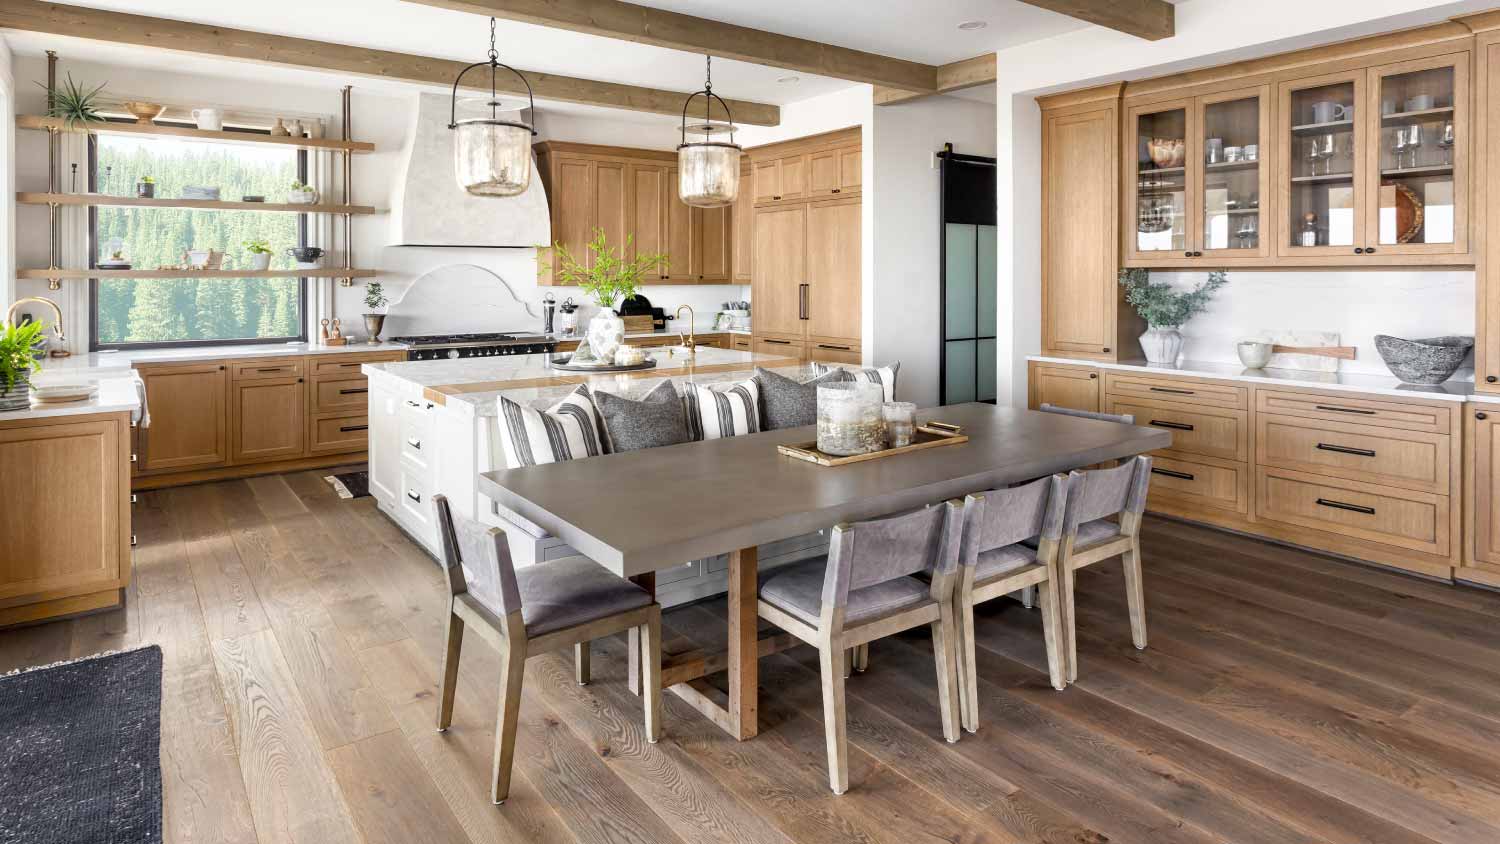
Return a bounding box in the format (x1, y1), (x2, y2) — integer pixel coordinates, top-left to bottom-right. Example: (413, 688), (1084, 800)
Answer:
(1316, 442), (1375, 458)
(817, 344), (852, 351)
(1102, 347), (1110, 353)
(1366, 247), (1377, 253)
(1148, 386), (1195, 395)
(1315, 404), (1375, 415)
(1478, 412), (1490, 420)
(339, 387), (368, 395)
(1488, 376), (1498, 384)
(339, 424), (369, 432)
(1316, 498), (1375, 516)
(1149, 420), (1194, 431)
(763, 338), (791, 345)
(1088, 373), (1097, 379)
(1184, 251), (1193, 257)
(406, 490), (422, 503)
(1152, 467), (1195, 481)
(831, 188), (841, 193)
(1354, 247), (1365, 254)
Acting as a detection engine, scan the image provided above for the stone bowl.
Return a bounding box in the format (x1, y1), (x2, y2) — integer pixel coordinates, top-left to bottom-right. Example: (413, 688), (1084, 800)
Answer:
(1374, 334), (1473, 384)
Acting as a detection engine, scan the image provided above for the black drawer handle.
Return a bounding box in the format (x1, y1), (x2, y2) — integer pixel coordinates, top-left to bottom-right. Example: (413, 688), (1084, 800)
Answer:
(339, 362), (361, 367)
(1316, 498), (1375, 516)
(339, 387), (368, 395)
(1152, 467), (1195, 481)
(339, 424), (369, 432)
(1149, 420), (1194, 431)
(406, 490), (422, 503)
(1315, 404), (1375, 415)
(762, 338), (791, 345)
(406, 437), (422, 450)
(1148, 386), (1195, 395)
(817, 344), (852, 351)
(256, 367), (290, 373)
(1316, 443), (1375, 458)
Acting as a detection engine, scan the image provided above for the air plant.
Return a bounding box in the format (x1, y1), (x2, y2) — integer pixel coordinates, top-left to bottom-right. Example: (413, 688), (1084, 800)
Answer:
(40, 73), (108, 132)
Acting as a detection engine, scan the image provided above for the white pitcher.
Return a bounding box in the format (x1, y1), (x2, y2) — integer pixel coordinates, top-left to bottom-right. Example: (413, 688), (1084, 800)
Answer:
(191, 108), (223, 131)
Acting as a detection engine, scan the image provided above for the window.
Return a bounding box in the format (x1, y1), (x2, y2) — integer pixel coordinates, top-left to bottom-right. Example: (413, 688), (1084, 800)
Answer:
(88, 127), (309, 349)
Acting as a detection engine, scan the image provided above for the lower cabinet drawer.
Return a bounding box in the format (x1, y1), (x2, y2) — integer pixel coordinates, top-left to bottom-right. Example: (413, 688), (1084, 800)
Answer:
(1106, 398), (1246, 461)
(398, 465), (432, 528)
(1146, 454), (1248, 515)
(807, 339), (860, 364)
(313, 377), (370, 412)
(1255, 467), (1447, 557)
(1256, 413), (1447, 493)
(311, 415), (368, 454)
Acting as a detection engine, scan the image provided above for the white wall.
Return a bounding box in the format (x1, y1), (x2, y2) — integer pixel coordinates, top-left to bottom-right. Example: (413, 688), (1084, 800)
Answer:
(994, 0), (1497, 405)
(0, 39), (12, 310)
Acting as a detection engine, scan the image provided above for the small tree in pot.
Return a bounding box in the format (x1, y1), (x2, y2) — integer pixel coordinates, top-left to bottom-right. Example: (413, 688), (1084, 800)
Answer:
(1118, 269), (1229, 364)
(0, 320), (46, 412)
(363, 281), (390, 344)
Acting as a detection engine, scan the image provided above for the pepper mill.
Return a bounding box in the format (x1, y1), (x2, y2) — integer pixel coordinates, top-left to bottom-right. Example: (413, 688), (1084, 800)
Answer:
(542, 292), (557, 335)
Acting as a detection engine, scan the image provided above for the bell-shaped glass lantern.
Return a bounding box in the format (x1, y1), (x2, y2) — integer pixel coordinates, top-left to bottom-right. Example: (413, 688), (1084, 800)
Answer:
(448, 18), (537, 197)
(678, 56), (742, 208)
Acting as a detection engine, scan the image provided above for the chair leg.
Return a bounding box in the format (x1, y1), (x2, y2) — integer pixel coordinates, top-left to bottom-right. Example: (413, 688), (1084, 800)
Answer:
(957, 595), (979, 733)
(1017, 585), (1037, 609)
(575, 641), (591, 686)
(1122, 536), (1148, 652)
(853, 643), (869, 673)
(641, 609), (663, 743)
(1060, 562), (1080, 684)
(628, 627), (641, 695)
(932, 604), (962, 744)
(491, 638), (526, 804)
(844, 648), (854, 679)
(436, 609), (463, 732)
(1037, 578), (1067, 691)
(817, 645), (850, 795)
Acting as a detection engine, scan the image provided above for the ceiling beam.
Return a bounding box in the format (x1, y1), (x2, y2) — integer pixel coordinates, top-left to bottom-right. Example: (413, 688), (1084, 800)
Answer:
(874, 54), (995, 106)
(404, 0), (939, 93)
(0, 0), (780, 125)
(1015, 0), (1175, 41)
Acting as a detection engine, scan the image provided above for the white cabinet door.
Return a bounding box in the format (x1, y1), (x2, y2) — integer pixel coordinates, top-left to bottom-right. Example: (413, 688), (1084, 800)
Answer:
(368, 384), (400, 504)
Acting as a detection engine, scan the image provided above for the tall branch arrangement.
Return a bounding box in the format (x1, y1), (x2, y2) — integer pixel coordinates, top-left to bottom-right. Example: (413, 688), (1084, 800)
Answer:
(1118, 269), (1229, 328)
(550, 228), (667, 309)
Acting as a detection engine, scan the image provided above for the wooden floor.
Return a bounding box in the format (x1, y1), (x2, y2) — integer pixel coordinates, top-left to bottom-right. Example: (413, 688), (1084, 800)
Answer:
(6, 471), (1500, 843)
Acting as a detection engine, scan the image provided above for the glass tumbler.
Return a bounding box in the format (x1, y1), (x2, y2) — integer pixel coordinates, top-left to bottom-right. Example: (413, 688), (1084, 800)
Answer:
(883, 402), (917, 448)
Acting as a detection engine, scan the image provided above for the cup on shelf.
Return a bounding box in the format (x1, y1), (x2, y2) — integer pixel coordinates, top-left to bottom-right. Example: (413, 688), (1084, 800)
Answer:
(1224, 146), (1244, 162)
(191, 108), (223, 131)
(1244, 144), (1259, 162)
(1404, 94), (1436, 112)
(1205, 138), (1224, 164)
(1310, 101), (1349, 124)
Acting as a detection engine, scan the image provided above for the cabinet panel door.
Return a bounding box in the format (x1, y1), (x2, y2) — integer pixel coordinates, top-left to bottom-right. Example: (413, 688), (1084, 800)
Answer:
(140, 363), (227, 471)
(664, 167), (696, 280)
(1027, 363), (1099, 412)
(839, 148), (862, 192)
(1042, 103), (1118, 356)
(552, 158), (595, 265)
(808, 150), (839, 197)
(594, 160), (629, 263)
(368, 386), (399, 503)
(805, 196), (861, 343)
(753, 159), (780, 203)
(1125, 98), (1194, 262)
(753, 335), (805, 359)
(1481, 39), (1500, 392)
(629, 164), (669, 280)
(1473, 410), (1500, 566)
(1277, 70), (1368, 257)
(751, 204), (807, 337)
(732, 163), (754, 281)
(778, 154), (807, 200)
(1197, 86), (1272, 260)
(232, 377), (306, 464)
(699, 204), (731, 281)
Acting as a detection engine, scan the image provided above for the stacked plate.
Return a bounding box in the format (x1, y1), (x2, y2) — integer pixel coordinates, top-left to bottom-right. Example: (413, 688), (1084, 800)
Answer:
(182, 185), (221, 201)
(30, 381), (100, 406)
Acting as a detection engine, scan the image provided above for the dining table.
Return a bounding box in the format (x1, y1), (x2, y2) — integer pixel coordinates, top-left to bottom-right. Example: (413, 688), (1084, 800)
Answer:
(477, 402), (1171, 740)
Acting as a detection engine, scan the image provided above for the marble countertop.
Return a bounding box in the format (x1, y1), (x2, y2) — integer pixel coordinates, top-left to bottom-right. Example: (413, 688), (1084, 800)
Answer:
(0, 371), (144, 422)
(35, 341), (409, 376)
(553, 323), (751, 342)
(1028, 355), (1477, 402)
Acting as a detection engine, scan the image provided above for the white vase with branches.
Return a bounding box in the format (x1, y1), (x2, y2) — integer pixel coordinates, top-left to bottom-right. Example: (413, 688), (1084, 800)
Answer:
(550, 228), (667, 362)
(1118, 269), (1229, 364)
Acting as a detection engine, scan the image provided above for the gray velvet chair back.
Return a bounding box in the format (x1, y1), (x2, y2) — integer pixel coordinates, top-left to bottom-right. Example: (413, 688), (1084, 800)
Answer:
(1039, 403), (1135, 425)
(1063, 456), (1153, 536)
(435, 494), (522, 618)
(821, 501), (962, 611)
(959, 475), (1068, 568)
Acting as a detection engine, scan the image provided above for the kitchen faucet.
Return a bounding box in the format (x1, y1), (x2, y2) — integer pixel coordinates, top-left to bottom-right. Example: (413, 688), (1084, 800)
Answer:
(6, 297), (71, 357)
(675, 304), (696, 354)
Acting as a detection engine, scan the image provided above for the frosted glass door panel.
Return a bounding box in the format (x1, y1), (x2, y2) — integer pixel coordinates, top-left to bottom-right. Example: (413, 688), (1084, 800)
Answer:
(945, 224), (977, 338)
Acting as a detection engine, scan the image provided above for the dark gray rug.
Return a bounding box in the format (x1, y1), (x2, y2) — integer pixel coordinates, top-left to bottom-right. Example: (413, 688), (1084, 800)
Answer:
(0, 645), (163, 844)
(327, 470), (371, 500)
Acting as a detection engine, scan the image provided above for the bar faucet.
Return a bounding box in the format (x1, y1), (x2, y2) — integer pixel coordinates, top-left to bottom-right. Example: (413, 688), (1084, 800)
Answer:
(6, 297), (70, 358)
(675, 304), (696, 354)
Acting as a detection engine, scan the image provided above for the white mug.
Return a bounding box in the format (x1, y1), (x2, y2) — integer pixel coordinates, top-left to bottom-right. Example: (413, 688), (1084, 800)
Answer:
(1310, 101), (1349, 124)
(191, 108), (223, 131)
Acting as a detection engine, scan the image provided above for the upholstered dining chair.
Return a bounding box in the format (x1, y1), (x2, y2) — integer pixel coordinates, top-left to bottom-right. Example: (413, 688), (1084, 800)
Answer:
(954, 474), (1070, 732)
(1052, 456), (1153, 683)
(432, 494), (663, 804)
(757, 501), (964, 795)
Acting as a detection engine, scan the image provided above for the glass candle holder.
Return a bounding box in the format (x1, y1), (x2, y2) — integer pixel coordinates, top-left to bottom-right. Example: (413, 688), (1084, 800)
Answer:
(883, 401), (917, 448)
(817, 382), (885, 456)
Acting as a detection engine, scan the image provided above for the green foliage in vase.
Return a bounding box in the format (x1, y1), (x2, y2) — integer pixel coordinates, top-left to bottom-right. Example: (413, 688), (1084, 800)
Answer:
(549, 228), (667, 309)
(40, 74), (107, 132)
(0, 320), (46, 391)
(138, 176), (155, 184)
(1118, 268), (1229, 328)
(243, 238), (272, 254)
(363, 281), (389, 311)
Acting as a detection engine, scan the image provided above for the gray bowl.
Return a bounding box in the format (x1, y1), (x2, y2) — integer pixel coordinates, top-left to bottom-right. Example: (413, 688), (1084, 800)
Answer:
(1374, 334), (1473, 384)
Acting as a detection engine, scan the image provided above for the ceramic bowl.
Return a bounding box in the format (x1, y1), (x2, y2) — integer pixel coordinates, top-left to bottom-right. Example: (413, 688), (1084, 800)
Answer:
(1236, 341), (1273, 369)
(1374, 334), (1473, 384)
(123, 101), (165, 123)
(1148, 137), (1185, 169)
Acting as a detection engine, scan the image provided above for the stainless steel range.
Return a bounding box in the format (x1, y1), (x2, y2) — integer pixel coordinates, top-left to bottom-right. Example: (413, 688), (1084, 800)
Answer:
(393, 332), (558, 361)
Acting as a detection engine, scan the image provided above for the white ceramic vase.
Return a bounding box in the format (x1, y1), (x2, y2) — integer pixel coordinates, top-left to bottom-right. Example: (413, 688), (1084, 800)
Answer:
(0, 378), (30, 412)
(248, 252), (272, 271)
(587, 309), (625, 362)
(1139, 325), (1183, 365)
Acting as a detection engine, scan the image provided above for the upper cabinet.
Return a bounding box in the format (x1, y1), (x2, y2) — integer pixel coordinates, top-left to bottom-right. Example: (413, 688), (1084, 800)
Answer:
(1277, 70), (1367, 257)
(1366, 55), (1468, 256)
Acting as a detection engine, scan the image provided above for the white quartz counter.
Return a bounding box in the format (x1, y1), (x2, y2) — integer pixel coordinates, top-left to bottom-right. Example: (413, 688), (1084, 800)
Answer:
(0, 372), (144, 422)
(35, 340), (409, 376)
(1028, 355), (1476, 403)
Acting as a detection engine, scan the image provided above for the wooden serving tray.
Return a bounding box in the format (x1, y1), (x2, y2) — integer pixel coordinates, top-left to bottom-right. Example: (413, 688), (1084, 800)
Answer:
(778, 422), (968, 467)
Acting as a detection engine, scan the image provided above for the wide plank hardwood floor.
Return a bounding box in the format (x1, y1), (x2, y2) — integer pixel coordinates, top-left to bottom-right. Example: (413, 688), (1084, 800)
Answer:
(5, 470), (1500, 843)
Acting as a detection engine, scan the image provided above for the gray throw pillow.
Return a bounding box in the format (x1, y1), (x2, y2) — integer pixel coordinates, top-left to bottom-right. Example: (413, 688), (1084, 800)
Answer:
(755, 366), (853, 430)
(593, 380), (691, 452)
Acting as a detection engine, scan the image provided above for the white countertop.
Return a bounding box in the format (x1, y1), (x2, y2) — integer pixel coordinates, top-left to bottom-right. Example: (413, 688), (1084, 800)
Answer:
(33, 340), (409, 376)
(0, 372), (144, 422)
(1028, 355), (1477, 403)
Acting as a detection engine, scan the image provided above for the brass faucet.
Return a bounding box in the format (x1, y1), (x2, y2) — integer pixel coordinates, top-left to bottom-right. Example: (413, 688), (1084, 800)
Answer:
(6, 297), (70, 358)
(675, 304), (696, 354)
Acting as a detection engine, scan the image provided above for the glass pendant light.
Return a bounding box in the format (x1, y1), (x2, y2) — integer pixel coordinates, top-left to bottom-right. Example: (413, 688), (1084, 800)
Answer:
(448, 17), (536, 197)
(678, 56), (742, 208)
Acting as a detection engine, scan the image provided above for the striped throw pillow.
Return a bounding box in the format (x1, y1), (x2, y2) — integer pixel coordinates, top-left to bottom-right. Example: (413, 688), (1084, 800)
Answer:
(496, 385), (608, 468)
(811, 361), (900, 402)
(683, 378), (761, 441)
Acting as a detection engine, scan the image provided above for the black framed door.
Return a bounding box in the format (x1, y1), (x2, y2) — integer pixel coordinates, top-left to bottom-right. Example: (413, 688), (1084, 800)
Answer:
(939, 146), (997, 405)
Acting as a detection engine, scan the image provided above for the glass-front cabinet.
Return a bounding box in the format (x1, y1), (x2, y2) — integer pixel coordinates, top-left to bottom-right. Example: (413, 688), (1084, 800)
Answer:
(1126, 99), (1192, 261)
(1197, 88), (1271, 259)
(1278, 71), (1366, 256)
(1365, 55), (1468, 256)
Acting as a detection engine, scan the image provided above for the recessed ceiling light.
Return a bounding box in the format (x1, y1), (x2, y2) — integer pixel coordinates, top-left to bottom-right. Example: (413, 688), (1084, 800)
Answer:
(777, 75), (800, 84)
(957, 20), (988, 30)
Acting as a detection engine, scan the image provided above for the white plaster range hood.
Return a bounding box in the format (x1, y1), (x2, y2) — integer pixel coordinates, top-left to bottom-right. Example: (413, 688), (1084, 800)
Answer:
(390, 92), (551, 247)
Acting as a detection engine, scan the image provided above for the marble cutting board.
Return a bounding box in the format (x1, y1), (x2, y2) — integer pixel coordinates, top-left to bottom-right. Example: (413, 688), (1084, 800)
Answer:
(1253, 329), (1342, 372)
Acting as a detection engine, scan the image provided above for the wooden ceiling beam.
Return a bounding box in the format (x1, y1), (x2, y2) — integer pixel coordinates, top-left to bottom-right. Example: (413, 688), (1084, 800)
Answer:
(874, 54), (995, 106)
(0, 0), (781, 125)
(1015, 0), (1175, 41)
(404, 0), (940, 93)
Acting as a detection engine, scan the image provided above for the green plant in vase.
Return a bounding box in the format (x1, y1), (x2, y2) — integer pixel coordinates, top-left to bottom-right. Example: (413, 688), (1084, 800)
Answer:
(40, 73), (107, 132)
(1118, 268), (1229, 364)
(243, 238), (273, 271)
(548, 228), (667, 362)
(0, 320), (46, 411)
(362, 281), (391, 344)
(137, 175), (155, 198)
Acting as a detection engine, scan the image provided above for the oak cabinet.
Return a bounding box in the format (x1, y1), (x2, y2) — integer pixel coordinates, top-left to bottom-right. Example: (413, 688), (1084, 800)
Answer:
(137, 362), (228, 472)
(751, 203), (808, 337)
(809, 147), (860, 197)
(804, 196), (861, 343)
(754, 154), (807, 204)
(232, 375), (305, 464)
(1025, 361), (1099, 412)
(630, 163), (668, 263)
(1475, 31), (1500, 393)
(752, 334), (804, 359)
(663, 166), (696, 281)
(732, 160), (754, 282)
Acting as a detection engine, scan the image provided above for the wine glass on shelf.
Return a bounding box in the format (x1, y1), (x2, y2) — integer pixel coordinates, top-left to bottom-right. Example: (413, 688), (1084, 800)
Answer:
(1391, 127), (1410, 173)
(1405, 124), (1423, 169)
(1315, 133), (1336, 176)
(1438, 120), (1455, 166)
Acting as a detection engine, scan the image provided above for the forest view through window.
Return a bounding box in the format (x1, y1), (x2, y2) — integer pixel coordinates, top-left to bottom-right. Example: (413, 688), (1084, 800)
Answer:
(91, 133), (308, 348)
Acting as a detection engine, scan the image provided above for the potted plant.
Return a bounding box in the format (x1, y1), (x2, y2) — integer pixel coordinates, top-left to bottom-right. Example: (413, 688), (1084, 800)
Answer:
(0, 320), (46, 412)
(1118, 268), (1229, 364)
(136, 175), (155, 198)
(243, 238), (273, 271)
(363, 281), (390, 343)
(40, 73), (107, 132)
(288, 180), (318, 204)
(549, 228), (666, 361)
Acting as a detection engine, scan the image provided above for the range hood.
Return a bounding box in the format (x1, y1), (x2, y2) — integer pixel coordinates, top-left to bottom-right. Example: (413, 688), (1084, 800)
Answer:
(390, 92), (551, 248)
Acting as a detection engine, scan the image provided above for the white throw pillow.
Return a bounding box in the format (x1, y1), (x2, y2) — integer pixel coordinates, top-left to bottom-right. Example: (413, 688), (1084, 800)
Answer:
(496, 385), (608, 468)
(811, 361), (900, 402)
(683, 378), (761, 441)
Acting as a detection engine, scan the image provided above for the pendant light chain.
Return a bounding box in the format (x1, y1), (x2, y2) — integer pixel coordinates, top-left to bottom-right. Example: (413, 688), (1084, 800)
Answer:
(704, 56), (713, 125)
(488, 17), (498, 120)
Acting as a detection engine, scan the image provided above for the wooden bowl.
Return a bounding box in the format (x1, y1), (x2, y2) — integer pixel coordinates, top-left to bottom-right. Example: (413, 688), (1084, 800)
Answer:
(123, 101), (165, 123)
(1148, 137), (1185, 169)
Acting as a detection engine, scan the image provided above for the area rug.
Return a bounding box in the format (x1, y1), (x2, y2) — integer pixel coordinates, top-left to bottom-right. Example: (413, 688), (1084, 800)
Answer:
(326, 470), (371, 500)
(0, 645), (163, 843)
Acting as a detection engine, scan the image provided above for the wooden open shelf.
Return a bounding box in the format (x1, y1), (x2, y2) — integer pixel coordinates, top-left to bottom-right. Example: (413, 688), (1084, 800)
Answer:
(15, 115), (374, 154)
(18, 268), (378, 280)
(17, 192), (378, 215)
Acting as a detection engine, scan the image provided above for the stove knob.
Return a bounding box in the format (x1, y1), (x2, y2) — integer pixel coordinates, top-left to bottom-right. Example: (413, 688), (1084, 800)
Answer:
(447, 348), (460, 359)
